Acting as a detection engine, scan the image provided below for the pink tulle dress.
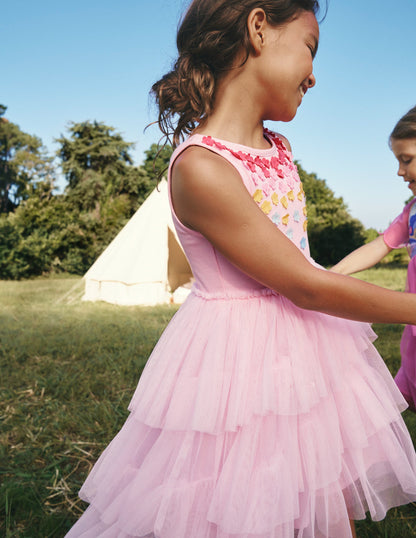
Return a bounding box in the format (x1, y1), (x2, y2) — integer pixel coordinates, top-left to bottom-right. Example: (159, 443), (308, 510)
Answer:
(66, 131), (416, 538)
(383, 198), (416, 410)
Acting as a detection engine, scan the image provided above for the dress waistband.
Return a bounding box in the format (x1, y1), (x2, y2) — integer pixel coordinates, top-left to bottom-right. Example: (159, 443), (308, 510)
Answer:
(191, 287), (278, 301)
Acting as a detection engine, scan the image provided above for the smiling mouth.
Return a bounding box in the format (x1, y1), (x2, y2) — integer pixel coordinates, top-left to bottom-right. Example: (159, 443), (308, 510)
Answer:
(299, 80), (310, 99)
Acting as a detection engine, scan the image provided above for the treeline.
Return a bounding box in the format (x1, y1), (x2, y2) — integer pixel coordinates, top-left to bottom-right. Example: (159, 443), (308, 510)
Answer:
(0, 104), (370, 279)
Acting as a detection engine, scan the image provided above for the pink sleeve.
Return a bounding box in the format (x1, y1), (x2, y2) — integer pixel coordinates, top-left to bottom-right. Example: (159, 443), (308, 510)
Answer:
(382, 199), (415, 249)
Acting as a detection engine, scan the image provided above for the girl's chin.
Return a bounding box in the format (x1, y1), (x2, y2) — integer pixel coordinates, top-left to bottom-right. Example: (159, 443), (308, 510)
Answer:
(268, 104), (298, 123)
(278, 110), (298, 123)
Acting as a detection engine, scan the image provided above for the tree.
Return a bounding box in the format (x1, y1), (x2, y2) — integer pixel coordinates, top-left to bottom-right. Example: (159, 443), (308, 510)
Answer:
(0, 192), (102, 279)
(0, 105), (55, 214)
(298, 162), (366, 265)
(143, 143), (173, 180)
(56, 121), (133, 189)
(56, 121), (152, 213)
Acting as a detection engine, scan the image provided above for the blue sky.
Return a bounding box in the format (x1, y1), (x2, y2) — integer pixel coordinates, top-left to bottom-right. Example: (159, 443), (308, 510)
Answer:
(2, 0), (416, 230)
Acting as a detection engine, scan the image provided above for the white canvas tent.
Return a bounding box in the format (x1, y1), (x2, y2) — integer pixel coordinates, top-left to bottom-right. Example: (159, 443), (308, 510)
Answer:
(82, 180), (193, 306)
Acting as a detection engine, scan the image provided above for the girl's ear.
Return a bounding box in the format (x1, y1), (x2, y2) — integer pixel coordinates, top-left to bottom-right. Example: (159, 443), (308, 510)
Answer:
(247, 8), (267, 55)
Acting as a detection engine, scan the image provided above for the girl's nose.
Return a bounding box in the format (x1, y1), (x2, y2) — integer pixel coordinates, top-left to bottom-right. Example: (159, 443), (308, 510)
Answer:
(307, 73), (316, 89)
(397, 164), (405, 177)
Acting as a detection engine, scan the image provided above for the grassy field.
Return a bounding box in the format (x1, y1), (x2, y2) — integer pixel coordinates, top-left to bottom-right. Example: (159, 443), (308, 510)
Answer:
(1, 268), (416, 537)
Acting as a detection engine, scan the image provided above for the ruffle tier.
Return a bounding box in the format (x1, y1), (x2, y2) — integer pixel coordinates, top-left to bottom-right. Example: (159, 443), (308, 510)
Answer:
(66, 291), (416, 538)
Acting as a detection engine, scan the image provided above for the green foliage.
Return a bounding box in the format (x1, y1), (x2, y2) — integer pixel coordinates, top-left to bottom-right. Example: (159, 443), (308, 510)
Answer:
(0, 193), (94, 279)
(0, 105), (55, 214)
(56, 120), (153, 214)
(0, 120), (156, 279)
(56, 121), (133, 190)
(308, 218), (367, 267)
(365, 228), (379, 243)
(143, 143), (173, 180)
(0, 215), (21, 278)
(298, 162), (367, 265)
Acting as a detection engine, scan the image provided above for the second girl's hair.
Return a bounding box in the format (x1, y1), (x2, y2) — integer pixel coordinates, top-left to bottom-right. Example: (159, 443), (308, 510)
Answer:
(151, 0), (321, 147)
(390, 105), (416, 142)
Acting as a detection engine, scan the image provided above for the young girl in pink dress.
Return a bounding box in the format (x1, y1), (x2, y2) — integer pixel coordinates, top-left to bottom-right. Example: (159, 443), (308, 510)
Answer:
(332, 105), (416, 412)
(66, 3), (416, 537)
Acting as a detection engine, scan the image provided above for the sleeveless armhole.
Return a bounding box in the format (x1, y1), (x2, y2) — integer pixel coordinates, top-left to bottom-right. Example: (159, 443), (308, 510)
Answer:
(167, 133), (276, 233)
(167, 142), (205, 235)
(383, 198), (416, 249)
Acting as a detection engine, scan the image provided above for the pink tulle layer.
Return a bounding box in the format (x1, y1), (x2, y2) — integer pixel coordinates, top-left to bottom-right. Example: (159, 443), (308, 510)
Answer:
(66, 292), (416, 538)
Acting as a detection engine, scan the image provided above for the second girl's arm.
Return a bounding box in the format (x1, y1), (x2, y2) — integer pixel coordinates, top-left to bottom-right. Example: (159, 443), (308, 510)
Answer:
(171, 146), (416, 325)
(330, 235), (392, 275)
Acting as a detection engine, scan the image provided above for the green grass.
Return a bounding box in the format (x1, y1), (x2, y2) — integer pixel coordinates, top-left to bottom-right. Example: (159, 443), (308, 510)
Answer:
(1, 269), (415, 537)
(1, 277), (178, 537)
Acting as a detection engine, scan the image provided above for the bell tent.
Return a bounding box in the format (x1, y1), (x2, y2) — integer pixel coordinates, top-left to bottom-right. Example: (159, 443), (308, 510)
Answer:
(82, 179), (193, 306)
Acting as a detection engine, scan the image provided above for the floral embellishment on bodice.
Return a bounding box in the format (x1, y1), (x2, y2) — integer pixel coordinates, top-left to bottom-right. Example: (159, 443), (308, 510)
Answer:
(200, 129), (309, 253)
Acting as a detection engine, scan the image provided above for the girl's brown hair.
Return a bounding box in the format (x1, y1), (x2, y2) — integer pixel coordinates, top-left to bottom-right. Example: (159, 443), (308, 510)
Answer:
(390, 105), (416, 142)
(151, 0), (322, 147)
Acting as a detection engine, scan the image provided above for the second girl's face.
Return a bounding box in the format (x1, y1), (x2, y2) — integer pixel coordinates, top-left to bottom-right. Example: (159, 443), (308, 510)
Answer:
(255, 10), (319, 122)
(390, 138), (416, 196)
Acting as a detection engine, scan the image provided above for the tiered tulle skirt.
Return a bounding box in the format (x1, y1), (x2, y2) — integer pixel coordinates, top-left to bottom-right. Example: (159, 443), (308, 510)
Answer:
(66, 290), (416, 538)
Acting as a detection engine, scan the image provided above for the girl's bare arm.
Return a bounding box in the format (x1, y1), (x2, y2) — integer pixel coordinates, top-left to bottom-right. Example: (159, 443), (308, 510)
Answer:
(172, 147), (416, 325)
(330, 235), (392, 275)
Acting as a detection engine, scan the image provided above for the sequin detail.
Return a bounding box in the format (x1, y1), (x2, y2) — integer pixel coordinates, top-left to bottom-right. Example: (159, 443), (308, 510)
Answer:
(200, 129), (309, 256)
(253, 189), (263, 203)
(201, 130), (299, 197)
(272, 213), (281, 225)
(261, 200), (272, 215)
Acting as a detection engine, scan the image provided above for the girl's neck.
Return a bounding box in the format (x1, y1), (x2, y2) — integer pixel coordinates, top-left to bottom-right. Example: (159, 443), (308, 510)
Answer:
(193, 68), (271, 150)
(193, 120), (270, 150)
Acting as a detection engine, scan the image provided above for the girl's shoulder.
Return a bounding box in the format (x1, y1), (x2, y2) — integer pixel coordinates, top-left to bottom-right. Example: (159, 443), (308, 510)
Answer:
(406, 197), (416, 210)
(390, 197), (416, 223)
(170, 137), (242, 198)
(264, 128), (292, 153)
(407, 198), (416, 223)
(399, 197), (416, 221)
(383, 197), (416, 249)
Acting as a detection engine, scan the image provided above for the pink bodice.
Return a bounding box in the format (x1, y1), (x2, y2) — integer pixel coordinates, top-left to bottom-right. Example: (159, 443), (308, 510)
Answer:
(168, 129), (310, 297)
